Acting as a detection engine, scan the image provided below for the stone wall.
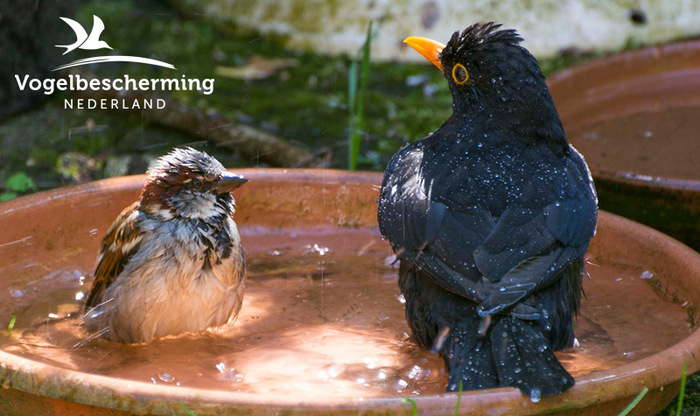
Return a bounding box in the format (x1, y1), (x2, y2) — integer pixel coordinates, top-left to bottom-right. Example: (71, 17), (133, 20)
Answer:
(168, 0), (700, 61)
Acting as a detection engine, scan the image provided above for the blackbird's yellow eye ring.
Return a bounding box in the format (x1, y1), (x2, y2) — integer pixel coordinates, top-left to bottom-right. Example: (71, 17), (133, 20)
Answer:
(452, 63), (469, 85)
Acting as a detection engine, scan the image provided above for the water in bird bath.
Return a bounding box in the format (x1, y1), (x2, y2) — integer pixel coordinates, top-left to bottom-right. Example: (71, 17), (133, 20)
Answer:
(0, 226), (692, 399)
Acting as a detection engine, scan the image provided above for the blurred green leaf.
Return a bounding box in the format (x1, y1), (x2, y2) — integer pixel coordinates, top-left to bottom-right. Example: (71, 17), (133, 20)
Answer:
(5, 172), (37, 193)
(7, 314), (16, 332)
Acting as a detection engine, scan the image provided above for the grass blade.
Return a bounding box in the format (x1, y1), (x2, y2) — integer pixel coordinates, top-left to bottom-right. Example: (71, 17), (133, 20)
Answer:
(401, 397), (418, 416)
(348, 59), (358, 116)
(454, 380), (463, 415)
(347, 58), (359, 169)
(7, 314), (16, 333)
(178, 402), (198, 416)
(618, 387), (649, 416)
(676, 361), (688, 416)
(347, 21), (373, 170)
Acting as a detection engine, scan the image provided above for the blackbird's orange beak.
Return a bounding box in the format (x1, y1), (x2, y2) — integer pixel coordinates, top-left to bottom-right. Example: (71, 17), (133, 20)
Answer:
(404, 36), (445, 71)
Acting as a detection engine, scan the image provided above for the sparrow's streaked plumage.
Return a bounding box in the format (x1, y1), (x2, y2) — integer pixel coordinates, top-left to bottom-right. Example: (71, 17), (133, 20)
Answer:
(83, 148), (248, 343)
(378, 23), (597, 399)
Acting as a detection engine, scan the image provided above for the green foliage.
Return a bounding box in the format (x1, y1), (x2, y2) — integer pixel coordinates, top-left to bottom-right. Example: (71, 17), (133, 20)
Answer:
(0, 193), (17, 202)
(0, 0), (652, 180)
(1, 0), (455, 175)
(663, 365), (700, 415)
(5, 172), (37, 192)
(1, 173), (37, 201)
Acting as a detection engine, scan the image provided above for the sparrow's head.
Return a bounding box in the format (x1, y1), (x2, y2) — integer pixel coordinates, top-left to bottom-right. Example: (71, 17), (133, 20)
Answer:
(140, 147), (248, 220)
(405, 22), (566, 147)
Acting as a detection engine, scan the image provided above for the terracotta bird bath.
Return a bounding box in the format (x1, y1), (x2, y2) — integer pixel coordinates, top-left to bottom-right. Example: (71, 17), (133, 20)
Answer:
(0, 169), (699, 415)
(548, 40), (700, 250)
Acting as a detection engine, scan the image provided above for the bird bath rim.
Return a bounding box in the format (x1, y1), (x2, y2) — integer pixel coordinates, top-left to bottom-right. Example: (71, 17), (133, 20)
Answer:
(547, 40), (700, 194)
(0, 168), (699, 415)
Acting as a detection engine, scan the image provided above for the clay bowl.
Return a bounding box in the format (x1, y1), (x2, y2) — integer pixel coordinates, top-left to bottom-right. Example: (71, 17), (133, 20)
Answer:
(547, 41), (700, 250)
(1, 169), (699, 416)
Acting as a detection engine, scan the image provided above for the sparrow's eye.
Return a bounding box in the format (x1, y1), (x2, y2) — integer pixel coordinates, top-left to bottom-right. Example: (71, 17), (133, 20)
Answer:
(452, 63), (469, 85)
(192, 179), (203, 188)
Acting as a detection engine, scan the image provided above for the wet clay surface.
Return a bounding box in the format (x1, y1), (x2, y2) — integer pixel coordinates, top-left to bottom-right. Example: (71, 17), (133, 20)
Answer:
(568, 105), (700, 181)
(549, 43), (700, 183)
(0, 225), (691, 399)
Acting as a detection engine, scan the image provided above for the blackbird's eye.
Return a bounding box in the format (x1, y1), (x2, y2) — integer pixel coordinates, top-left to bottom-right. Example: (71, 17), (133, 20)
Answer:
(451, 63), (469, 85)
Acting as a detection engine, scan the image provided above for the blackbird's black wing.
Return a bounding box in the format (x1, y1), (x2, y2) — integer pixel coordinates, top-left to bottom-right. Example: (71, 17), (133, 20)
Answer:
(472, 147), (597, 316)
(379, 141), (494, 303)
(378, 137), (597, 315)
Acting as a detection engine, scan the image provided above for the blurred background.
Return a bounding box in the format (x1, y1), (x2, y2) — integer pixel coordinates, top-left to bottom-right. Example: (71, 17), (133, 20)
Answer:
(2, 0), (699, 198)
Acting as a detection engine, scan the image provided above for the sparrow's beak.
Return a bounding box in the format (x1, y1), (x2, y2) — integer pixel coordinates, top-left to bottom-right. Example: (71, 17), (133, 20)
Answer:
(404, 36), (445, 71)
(215, 171), (248, 193)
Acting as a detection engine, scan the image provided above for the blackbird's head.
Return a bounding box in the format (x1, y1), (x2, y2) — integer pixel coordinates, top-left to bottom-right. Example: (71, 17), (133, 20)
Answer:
(140, 147), (248, 220)
(405, 22), (566, 145)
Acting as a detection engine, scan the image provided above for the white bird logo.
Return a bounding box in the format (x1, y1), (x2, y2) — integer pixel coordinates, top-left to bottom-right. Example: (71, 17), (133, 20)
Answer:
(55, 15), (113, 55)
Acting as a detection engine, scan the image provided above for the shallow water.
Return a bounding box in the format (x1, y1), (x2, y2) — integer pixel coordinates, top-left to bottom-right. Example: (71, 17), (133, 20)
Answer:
(0, 226), (691, 399)
(568, 105), (700, 181)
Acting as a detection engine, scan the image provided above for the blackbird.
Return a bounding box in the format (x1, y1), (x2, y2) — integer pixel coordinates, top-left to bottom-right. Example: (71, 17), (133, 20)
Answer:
(378, 22), (597, 399)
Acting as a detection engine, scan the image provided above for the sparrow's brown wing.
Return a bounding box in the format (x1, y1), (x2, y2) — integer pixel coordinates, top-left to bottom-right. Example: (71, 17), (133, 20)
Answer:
(84, 202), (144, 310)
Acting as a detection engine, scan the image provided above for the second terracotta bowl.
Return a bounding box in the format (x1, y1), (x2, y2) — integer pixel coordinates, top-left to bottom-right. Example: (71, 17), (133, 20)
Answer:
(548, 41), (700, 250)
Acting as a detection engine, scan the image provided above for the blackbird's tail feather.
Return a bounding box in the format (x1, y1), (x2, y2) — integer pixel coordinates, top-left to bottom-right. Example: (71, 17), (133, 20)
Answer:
(490, 316), (574, 399)
(444, 260), (583, 397)
(400, 262), (576, 399)
(445, 315), (574, 399)
(443, 325), (498, 392)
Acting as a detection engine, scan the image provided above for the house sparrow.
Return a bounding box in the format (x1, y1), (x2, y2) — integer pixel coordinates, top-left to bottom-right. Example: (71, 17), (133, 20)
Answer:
(83, 147), (248, 343)
(378, 23), (597, 398)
